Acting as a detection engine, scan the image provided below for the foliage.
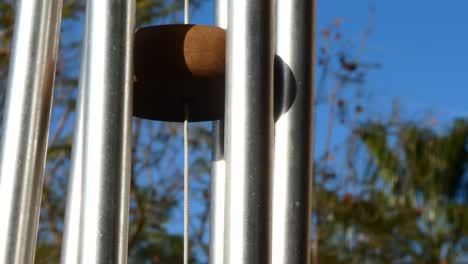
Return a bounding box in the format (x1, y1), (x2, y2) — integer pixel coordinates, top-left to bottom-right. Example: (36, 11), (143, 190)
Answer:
(1, 1), (467, 264)
(313, 8), (468, 263)
(0, 1), (210, 263)
(315, 120), (468, 263)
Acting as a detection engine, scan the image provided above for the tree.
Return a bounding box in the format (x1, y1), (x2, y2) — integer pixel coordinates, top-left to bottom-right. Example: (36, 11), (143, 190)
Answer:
(313, 119), (468, 263)
(2, 2), (467, 263)
(0, 1), (210, 263)
(312, 7), (468, 263)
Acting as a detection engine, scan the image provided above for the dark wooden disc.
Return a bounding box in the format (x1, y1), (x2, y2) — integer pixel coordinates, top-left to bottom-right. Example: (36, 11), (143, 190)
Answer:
(133, 24), (226, 122)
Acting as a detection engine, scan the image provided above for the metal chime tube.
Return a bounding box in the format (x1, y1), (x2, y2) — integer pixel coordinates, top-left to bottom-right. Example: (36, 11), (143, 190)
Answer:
(74, 0), (135, 263)
(209, 0), (228, 263)
(60, 22), (88, 264)
(210, 120), (225, 264)
(224, 0), (274, 262)
(271, 0), (315, 263)
(215, 0), (228, 28)
(0, 1), (63, 263)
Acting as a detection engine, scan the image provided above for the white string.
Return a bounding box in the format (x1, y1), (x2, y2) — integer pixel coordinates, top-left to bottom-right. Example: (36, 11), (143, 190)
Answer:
(183, 104), (189, 264)
(184, 1), (190, 262)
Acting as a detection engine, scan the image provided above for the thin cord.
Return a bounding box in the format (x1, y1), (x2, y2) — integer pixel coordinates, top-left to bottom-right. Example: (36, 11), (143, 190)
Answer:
(183, 104), (189, 264)
(184, 1), (190, 262)
(184, 0), (190, 24)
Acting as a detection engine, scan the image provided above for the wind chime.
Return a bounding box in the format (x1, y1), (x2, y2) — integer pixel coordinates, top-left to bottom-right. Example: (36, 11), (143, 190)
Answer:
(0, 0), (315, 262)
(132, 0), (226, 262)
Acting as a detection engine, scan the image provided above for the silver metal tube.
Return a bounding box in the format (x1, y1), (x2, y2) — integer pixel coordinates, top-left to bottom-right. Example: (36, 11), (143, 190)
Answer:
(209, 121), (225, 264)
(215, 0), (228, 29)
(209, 1), (228, 263)
(271, 0), (315, 263)
(224, 0), (274, 262)
(0, 0), (63, 263)
(76, 0), (134, 263)
(60, 22), (88, 264)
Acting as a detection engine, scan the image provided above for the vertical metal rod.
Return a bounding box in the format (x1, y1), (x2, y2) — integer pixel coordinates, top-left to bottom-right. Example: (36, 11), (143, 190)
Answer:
(0, 1), (63, 263)
(271, 0), (315, 263)
(215, 0), (228, 29)
(77, 0), (134, 263)
(60, 19), (88, 264)
(209, 120), (225, 264)
(209, 1), (228, 263)
(224, 0), (274, 262)
(183, 104), (190, 264)
(184, 0), (190, 24)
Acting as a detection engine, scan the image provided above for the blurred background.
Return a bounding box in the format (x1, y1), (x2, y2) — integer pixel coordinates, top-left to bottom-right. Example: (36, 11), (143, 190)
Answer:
(0, 0), (467, 263)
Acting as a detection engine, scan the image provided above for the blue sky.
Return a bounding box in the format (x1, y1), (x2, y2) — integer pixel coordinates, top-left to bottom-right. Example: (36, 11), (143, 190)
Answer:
(188, 0), (468, 160)
(359, 1), (468, 119)
(165, 1), (468, 259)
(44, 1), (468, 260)
(190, 0), (468, 119)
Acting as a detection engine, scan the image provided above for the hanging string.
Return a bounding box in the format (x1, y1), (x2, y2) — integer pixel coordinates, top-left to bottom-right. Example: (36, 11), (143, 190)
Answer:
(183, 2), (190, 263)
(183, 103), (189, 264)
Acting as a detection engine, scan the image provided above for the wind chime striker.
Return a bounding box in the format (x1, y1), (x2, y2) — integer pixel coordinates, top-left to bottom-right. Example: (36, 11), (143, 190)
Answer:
(133, 24), (226, 122)
(132, 3), (227, 263)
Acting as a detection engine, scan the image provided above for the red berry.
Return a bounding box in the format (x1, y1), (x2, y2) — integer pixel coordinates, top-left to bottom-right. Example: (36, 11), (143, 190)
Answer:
(415, 208), (423, 216)
(333, 18), (342, 26)
(321, 29), (330, 38)
(343, 193), (353, 205)
(337, 99), (344, 107)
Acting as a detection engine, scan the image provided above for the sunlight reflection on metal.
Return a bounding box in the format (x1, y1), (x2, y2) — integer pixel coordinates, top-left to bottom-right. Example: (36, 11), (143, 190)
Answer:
(224, 0), (275, 263)
(71, 0), (135, 263)
(210, 121), (226, 264)
(60, 15), (87, 264)
(209, 0), (228, 263)
(271, 0), (315, 263)
(0, 0), (63, 263)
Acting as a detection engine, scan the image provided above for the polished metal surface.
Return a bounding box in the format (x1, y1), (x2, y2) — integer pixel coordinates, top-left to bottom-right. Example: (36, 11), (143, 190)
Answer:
(215, 0), (228, 29)
(209, 121), (225, 264)
(75, 0), (135, 263)
(209, 2), (228, 263)
(60, 22), (87, 264)
(224, 0), (274, 263)
(0, 0), (63, 263)
(271, 0), (315, 263)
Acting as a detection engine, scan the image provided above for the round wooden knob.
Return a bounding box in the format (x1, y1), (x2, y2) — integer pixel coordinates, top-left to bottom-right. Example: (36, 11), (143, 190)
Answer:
(133, 24), (226, 122)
